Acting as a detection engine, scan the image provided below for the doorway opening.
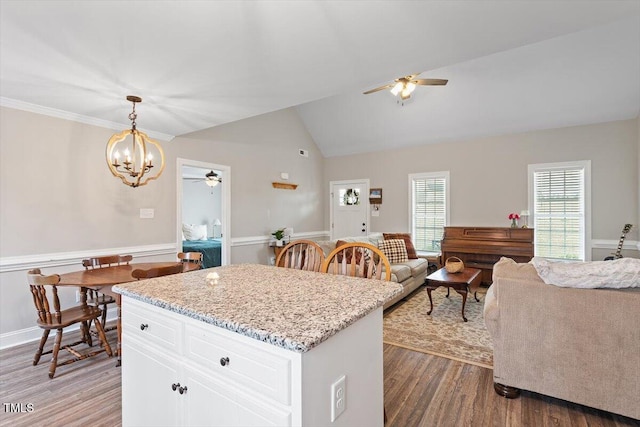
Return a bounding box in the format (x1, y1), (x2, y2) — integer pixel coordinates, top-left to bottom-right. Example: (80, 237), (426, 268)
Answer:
(177, 158), (231, 266)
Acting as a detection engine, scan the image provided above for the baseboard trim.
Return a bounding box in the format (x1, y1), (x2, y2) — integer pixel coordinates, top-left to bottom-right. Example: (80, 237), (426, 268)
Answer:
(0, 243), (178, 273)
(0, 312), (118, 350)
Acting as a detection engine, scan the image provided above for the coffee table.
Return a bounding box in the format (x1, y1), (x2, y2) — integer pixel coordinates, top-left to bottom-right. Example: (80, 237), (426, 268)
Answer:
(425, 267), (482, 322)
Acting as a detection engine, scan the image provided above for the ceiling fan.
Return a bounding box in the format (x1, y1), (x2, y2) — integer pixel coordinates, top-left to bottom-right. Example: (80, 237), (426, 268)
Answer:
(363, 73), (448, 101)
(184, 170), (222, 187)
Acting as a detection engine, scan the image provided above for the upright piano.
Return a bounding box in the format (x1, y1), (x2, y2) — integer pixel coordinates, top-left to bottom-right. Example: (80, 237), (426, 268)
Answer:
(441, 226), (534, 285)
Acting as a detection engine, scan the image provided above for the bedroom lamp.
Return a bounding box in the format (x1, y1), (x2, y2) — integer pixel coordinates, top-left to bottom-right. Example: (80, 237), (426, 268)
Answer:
(106, 96), (165, 188)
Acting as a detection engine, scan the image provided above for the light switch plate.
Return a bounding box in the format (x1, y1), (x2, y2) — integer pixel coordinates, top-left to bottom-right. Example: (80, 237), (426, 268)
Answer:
(139, 208), (154, 219)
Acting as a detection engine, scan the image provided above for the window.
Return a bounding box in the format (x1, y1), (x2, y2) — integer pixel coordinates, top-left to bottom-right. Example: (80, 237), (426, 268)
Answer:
(528, 161), (591, 261)
(409, 172), (450, 253)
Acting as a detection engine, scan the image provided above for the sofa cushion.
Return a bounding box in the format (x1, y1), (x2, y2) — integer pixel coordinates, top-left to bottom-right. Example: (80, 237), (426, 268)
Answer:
(383, 233), (418, 259)
(390, 264), (412, 283)
(403, 258), (429, 278)
(378, 239), (409, 263)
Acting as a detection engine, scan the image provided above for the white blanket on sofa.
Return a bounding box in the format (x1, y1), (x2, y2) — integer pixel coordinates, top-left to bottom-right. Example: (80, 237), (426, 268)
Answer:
(531, 257), (640, 288)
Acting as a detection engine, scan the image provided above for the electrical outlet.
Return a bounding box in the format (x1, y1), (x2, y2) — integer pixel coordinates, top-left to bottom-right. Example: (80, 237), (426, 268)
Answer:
(330, 375), (346, 422)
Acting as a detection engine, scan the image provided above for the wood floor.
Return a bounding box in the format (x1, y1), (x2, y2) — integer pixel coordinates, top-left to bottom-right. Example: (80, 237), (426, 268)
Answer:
(1, 326), (638, 427)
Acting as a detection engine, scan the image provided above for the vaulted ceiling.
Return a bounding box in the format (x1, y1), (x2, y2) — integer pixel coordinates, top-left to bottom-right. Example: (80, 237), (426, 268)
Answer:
(1, 1), (639, 157)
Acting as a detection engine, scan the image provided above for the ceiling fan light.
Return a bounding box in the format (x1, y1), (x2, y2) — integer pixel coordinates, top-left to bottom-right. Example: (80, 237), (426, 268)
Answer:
(405, 82), (416, 94)
(400, 88), (412, 99)
(205, 179), (219, 187)
(390, 82), (403, 96)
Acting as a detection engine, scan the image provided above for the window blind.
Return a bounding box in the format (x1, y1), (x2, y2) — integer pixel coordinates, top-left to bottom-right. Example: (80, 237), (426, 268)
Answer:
(533, 167), (585, 260)
(412, 176), (447, 252)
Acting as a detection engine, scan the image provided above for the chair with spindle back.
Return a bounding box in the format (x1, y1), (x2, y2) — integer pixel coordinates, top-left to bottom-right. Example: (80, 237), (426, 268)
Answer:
(28, 268), (113, 378)
(81, 254), (133, 329)
(275, 240), (325, 272)
(177, 252), (203, 268)
(131, 263), (185, 279)
(321, 242), (392, 281)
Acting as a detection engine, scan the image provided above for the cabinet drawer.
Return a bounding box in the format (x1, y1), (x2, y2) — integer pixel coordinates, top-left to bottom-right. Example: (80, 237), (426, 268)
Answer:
(184, 323), (292, 405)
(123, 300), (182, 353)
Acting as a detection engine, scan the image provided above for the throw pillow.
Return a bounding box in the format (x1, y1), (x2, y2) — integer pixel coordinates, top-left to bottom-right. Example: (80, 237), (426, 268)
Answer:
(335, 240), (363, 265)
(182, 224), (208, 241)
(383, 233), (418, 259)
(378, 239), (409, 264)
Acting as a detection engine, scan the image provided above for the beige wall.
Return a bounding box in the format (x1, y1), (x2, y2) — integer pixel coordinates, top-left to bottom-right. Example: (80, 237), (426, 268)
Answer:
(0, 106), (325, 337)
(324, 118), (639, 260)
(0, 103), (636, 339)
(174, 108), (326, 264)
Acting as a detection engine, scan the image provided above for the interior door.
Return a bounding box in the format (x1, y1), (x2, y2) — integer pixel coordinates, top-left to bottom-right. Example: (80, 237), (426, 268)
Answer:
(330, 180), (370, 239)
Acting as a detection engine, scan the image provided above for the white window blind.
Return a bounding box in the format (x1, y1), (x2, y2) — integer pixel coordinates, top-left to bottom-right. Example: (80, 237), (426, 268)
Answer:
(530, 162), (590, 261)
(410, 172), (449, 252)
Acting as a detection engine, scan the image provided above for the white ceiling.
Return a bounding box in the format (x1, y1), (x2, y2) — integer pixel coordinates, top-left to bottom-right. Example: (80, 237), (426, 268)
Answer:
(1, 1), (639, 157)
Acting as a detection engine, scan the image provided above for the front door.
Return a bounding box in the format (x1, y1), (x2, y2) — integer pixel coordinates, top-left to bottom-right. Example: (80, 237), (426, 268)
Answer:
(330, 180), (370, 239)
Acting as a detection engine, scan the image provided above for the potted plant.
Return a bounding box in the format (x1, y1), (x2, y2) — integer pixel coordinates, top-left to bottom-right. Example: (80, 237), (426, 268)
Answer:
(272, 228), (286, 246)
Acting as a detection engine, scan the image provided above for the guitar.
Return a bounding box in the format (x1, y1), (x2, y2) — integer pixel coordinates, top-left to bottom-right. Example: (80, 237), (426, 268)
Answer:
(604, 224), (633, 260)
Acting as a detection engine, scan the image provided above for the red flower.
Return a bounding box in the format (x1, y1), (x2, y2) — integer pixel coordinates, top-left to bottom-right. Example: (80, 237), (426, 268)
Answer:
(508, 213), (520, 220)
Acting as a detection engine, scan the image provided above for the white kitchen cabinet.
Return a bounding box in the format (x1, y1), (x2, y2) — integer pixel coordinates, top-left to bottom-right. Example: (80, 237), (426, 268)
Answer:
(121, 295), (384, 427)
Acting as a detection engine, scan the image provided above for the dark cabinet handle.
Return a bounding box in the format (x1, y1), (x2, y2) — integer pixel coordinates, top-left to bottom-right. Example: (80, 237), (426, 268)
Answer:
(220, 357), (230, 367)
(178, 386), (188, 395)
(140, 324), (148, 331)
(172, 383), (180, 391)
(362, 229), (366, 232)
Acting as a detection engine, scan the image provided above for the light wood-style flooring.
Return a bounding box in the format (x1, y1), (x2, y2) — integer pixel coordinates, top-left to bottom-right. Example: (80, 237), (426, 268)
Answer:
(1, 325), (638, 426)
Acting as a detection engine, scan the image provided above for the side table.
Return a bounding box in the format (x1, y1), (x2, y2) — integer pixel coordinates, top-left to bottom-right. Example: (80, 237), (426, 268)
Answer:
(425, 267), (482, 322)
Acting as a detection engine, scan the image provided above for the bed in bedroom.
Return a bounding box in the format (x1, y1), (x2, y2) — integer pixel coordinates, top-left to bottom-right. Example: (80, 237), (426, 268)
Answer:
(182, 238), (222, 268)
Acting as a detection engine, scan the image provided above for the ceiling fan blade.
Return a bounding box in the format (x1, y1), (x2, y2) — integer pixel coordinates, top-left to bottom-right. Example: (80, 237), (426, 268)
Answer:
(412, 79), (448, 86)
(363, 84), (394, 95)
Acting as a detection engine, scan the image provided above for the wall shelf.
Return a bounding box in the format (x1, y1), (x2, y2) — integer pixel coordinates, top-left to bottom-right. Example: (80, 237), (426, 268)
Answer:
(272, 182), (298, 190)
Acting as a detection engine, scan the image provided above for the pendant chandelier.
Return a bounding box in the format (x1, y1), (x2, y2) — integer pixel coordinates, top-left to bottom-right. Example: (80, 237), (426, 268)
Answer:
(106, 96), (165, 188)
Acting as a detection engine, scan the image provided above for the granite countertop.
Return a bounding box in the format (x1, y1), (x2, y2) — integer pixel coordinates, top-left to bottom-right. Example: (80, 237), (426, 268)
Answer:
(113, 264), (403, 353)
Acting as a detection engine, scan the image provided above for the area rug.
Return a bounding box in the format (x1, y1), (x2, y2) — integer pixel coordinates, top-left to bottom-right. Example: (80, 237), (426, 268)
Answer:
(383, 287), (493, 369)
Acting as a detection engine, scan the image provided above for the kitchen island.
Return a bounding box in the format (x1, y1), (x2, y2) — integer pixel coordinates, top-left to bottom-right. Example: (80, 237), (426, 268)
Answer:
(114, 263), (402, 427)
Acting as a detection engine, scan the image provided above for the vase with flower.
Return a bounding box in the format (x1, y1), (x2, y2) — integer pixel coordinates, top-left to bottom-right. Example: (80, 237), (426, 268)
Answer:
(508, 213), (520, 228)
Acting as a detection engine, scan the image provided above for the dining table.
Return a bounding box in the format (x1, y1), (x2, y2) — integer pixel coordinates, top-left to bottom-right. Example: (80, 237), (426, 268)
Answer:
(57, 261), (201, 365)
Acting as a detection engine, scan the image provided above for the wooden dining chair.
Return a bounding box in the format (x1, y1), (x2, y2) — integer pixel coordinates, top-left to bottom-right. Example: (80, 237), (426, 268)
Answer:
(132, 263), (184, 279)
(80, 255), (133, 332)
(28, 268), (113, 378)
(321, 242), (392, 281)
(275, 239), (325, 272)
(177, 252), (203, 268)
(82, 254), (133, 269)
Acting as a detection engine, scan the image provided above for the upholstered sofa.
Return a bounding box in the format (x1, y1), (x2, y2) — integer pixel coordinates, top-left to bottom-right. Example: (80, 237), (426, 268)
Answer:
(315, 233), (430, 309)
(484, 257), (640, 420)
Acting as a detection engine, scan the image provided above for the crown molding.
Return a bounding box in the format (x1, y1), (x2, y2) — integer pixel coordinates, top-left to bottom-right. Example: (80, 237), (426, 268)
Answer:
(0, 97), (174, 142)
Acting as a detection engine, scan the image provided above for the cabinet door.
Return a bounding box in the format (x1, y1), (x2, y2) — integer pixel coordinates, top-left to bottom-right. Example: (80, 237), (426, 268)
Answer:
(122, 342), (181, 427)
(181, 366), (291, 427)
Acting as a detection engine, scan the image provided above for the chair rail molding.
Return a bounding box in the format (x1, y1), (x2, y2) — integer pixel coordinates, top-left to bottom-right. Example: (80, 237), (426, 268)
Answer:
(231, 230), (330, 247)
(0, 243), (178, 273)
(591, 239), (638, 251)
